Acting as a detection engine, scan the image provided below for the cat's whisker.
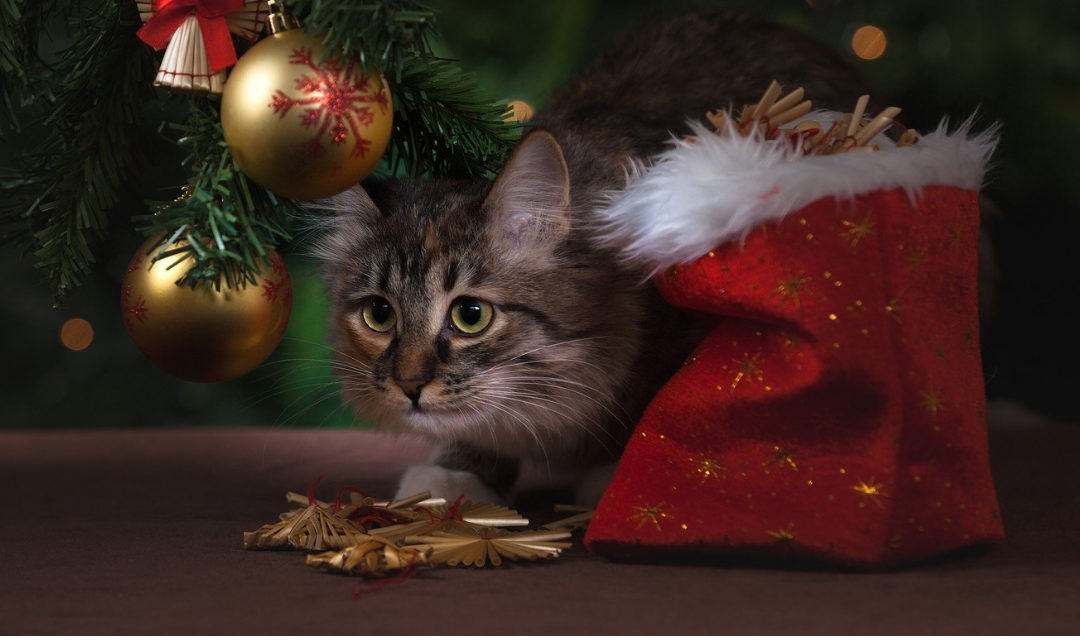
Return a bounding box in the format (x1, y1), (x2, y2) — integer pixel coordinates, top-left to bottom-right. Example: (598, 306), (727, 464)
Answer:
(481, 337), (620, 376)
(470, 394), (553, 472)
(473, 382), (618, 454)
(480, 370), (632, 435)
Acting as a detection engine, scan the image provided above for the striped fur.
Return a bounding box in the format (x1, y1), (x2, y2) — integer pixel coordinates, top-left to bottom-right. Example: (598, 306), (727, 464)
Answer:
(312, 9), (869, 500)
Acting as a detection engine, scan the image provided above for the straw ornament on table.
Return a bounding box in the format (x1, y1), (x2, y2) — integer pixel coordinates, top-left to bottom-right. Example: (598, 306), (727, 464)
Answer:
(244, 481), (577, 581)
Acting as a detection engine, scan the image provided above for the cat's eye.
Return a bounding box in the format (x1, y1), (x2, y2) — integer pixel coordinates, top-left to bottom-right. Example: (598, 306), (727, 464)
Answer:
(360, 296), (396, 333)
(449, 297), (494, 335)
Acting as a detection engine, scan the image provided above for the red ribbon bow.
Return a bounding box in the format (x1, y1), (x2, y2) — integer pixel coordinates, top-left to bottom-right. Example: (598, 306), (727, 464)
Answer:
(137, 0), (245, 72)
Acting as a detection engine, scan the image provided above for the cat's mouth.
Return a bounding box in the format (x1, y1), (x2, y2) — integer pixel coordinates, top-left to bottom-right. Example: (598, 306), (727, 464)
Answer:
(399, 402), (475, 434)
(406, 401), (461, 419)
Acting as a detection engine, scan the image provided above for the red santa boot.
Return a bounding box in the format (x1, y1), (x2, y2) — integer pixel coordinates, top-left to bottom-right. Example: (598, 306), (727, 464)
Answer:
(584, 110), (1004, 568)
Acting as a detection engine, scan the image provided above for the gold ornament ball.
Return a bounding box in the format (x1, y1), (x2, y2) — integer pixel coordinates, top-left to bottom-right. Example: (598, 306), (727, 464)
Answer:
(120, 235), (293, 383)
(221, 28), (393, 200)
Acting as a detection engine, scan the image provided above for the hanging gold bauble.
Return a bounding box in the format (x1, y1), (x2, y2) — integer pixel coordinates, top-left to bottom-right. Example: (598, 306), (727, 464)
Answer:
(220, 21), (393, 200)
(120, 234), (293, 383)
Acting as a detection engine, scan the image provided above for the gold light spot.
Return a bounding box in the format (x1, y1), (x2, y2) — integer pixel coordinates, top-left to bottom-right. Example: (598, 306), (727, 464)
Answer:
(766, 524), (797, 542)
(692, 455), (724, 480)
(60, 317), (94, 351)
(884, 297), (903, 324)
(920, 386), (946, 413)
(828, 313), (838, 321)
(852, 25), (887, 60)
(731, 352), (764, 389)
(841, 215), (876, 248)
(767, 446), (798, 471)
(852, 477), (888, 508)
(505, 99), (534, 122)
(630, 503), (674, 531)
(774, 272), (811, 308)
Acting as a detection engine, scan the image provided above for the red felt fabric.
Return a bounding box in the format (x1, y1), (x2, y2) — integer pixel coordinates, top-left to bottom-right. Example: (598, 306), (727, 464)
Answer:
(586, 185), (1004, 566)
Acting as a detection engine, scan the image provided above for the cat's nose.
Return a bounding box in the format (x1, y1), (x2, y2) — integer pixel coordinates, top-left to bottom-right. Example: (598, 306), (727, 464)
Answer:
(395, 377), (427, 404)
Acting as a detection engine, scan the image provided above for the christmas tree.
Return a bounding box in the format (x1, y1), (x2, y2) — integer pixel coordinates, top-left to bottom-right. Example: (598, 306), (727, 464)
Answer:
(1, 0), (518, 301)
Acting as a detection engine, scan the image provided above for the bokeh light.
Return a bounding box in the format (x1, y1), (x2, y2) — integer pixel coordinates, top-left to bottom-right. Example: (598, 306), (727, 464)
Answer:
(506, 99), (534, 123)
(851, 25), (887, 60)
(60, 317), (94, 351)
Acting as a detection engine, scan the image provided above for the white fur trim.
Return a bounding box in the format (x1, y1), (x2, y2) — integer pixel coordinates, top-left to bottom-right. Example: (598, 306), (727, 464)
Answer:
(595, 113), (998, 273)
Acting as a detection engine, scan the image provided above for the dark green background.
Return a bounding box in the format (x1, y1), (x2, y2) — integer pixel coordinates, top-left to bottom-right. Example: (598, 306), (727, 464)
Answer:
(3, 0), (1077, 428)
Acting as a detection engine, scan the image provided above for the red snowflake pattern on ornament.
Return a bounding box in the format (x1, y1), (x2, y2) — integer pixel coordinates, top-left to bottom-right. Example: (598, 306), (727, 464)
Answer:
(262, 278), (286, 303)
(269, 253), (287, 276)
(268, 48), (389, 160)
(124, 296), (149, 326)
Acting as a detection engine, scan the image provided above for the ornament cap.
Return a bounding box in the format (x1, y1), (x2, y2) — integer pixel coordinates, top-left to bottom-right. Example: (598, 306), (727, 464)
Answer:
(266, 0), (300, 34)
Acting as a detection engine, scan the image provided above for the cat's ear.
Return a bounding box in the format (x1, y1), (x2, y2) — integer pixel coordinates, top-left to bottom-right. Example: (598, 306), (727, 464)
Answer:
(331, 184), (381, 224)
(309, 184), (382, 265)
(485, 130), (571, 256)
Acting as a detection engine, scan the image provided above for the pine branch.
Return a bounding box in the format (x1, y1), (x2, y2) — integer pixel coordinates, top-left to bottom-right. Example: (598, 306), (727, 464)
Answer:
(0, 0), (157, 302)
(388, 57), (517, 179)
(0, 0), (63, 134)
(135, 99), (294, 292)
(288, 0), (439, 81)
(294, 0), (519, 178)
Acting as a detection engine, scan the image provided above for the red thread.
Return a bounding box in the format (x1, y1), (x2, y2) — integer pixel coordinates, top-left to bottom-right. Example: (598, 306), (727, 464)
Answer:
(415, 493), (466, 524)
(357, 513), (396, 528)
(350, 547), (427, 596)
(350, 564), (419, 597)
(331, 486), (370, 514)
(306, 475), (325, 507)
(153, 69), (218, 80)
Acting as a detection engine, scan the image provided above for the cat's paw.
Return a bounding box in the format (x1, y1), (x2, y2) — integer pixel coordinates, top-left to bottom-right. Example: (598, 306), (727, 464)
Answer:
(396, 464), (504, 504)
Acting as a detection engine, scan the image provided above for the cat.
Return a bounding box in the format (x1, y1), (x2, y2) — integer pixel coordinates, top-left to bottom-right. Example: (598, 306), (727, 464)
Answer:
(314, 10), (869, 504)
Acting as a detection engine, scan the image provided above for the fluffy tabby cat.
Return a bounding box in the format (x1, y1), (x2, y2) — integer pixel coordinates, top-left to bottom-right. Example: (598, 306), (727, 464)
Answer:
(314, 10), (868, 504)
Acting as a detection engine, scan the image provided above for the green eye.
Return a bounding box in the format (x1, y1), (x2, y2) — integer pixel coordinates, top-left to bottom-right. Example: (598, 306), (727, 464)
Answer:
(449, 297), (494, 335)
(361, 296), (396, 333)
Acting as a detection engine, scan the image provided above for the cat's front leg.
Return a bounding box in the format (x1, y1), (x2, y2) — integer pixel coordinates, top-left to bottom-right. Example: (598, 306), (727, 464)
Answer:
(396, 464), (504, 504)
(395, 444), (519, 504)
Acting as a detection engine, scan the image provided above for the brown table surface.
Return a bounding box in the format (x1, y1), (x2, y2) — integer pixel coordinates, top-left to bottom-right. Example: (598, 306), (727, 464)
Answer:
(2, 422), (1078, 634)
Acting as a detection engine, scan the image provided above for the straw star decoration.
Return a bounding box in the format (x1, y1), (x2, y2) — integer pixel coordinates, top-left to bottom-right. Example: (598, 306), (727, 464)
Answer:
(404, 528), (573, 567)
(245, 482), (581, 584)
